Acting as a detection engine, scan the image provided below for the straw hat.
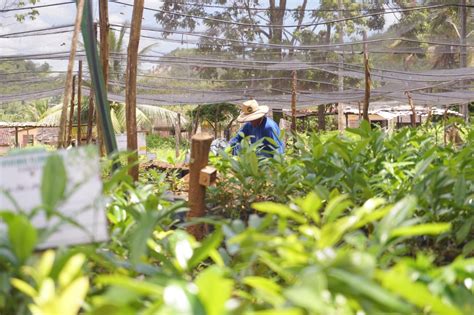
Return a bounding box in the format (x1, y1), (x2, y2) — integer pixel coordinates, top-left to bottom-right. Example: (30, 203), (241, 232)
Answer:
(237, 100), (269, 123)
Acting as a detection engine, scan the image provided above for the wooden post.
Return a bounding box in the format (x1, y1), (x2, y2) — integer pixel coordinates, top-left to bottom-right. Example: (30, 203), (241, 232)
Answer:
(337, 0), (345, 132)
(67, 75), (77, 145)
(363, 30), (370, 122)
(405, 92), (416, 127)
(175, 113), (181, 159)
(460, 0), (468, 122)
(291, 70), (297, 132)
(57, 0), (85, 149)
(187, 133), (213, 240)
(76, 60), (82, 145)
(99, 0), (109, 89)
(125, 0), (145, 181)
(14, 127), (19, 147)
(86, 90), (94, 144)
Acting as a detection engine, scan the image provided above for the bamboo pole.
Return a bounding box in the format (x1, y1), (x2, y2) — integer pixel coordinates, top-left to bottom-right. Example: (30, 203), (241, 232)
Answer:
(125, 0), (145, 181)
(76, 60), (82, 145)
(291, 70), (297, 132)
(67, 75), (77, 145)
(57, 0), (85, 149)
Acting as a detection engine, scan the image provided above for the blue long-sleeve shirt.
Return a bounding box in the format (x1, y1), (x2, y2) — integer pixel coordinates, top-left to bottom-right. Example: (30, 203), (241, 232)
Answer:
(229, 117), (284, 157)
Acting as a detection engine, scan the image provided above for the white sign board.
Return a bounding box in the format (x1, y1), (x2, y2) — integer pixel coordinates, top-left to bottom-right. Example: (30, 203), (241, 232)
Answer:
(116, 132), (147, 155)
(0, 147), (108, 248)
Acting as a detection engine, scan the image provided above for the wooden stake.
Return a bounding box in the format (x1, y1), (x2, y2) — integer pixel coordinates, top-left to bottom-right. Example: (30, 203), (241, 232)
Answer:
(76, 60), (82, 145)
(187, 133), (213, 240)
(67, 75), (76, 145)
(57, 0), (85, 149)
(337, 0), (345, 132)
(363, 30), (370, 122)
(99, 0), (109, 89)
(125, 0), (145, 181)
(405, 91), (416, 127)
(175, 113), (181, 158)
(86, 90), (94, 144)
(291, 70), (297, 132)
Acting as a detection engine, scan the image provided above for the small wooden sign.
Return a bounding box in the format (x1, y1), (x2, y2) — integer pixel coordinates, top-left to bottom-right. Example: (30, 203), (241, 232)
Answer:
(0, 147), (108, 248)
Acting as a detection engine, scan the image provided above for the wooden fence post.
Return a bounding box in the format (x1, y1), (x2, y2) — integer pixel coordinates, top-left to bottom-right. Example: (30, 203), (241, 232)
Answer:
(67, 75), (77, 145)
(175, 113), (181, 159)
(77, 60), (82, 145)
(187, 133), (213, 240)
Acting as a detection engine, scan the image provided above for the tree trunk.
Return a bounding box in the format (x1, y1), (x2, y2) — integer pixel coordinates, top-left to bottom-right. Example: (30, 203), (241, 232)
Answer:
(125, 0), (145, 181)
(57, 0), (85, 149)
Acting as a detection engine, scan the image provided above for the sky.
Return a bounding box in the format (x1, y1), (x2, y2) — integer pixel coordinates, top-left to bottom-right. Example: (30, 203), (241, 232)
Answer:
(0, 0), (400, 71)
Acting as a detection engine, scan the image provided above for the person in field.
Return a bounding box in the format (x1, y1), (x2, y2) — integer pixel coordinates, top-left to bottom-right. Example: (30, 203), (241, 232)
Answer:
(230, 100), (284, 157)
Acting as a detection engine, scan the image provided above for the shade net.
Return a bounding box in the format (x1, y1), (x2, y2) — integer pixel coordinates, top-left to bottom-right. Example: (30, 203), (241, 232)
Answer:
(1, 0), (473, 110)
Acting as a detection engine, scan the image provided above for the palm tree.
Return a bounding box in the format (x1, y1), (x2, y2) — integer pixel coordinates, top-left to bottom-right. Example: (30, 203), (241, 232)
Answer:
(39, 101), (187, 133)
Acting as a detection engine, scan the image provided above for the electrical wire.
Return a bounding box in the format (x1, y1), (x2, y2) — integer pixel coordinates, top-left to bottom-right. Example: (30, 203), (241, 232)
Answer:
(0, 1), (75, 12)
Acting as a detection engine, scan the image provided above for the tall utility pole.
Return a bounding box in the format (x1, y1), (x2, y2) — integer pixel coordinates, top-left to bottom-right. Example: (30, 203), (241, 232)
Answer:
(460, 0), (469, 122)
(291, 70), (297, 132)
(126, 0), (145, 181)
(363, 30), (371, 122)
(77, 60), (82, 145)
(337, 0), (345, 131)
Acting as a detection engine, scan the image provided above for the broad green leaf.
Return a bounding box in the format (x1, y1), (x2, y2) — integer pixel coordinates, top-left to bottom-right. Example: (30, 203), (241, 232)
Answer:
(323, 195), (353, 223)
(462, 240), (474, 256)
(329, 269), (413, 313)
(243, 276), (284, 307)
(376, 267), (462, 315)
(57, 277), (89, 315)
(11, 278), (37, 297)
(38, 250), (55, 281)
(247, 308), (303, 315)
(41, 154), (67, 216)
(456, 218), (472, 244)
(252, 202), (307, 224)
(295, 192), (322, 224)
(195, 267), (233, 315)
(59, 253), (86, 288)
(96, 275), (164, 296)
(8, 215), (37, 263)
(188, 228), (223, 269)
(391, 223), (451, 238)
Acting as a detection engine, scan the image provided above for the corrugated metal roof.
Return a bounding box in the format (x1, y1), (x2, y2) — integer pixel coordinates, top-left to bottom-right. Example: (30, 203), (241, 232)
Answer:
(0, 122), (58, 128)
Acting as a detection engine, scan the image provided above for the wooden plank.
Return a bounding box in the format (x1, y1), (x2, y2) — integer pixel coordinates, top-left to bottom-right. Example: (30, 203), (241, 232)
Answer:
(187, 133), (213, 240)
(125, 0), (145, 181)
